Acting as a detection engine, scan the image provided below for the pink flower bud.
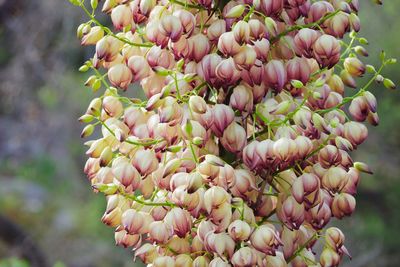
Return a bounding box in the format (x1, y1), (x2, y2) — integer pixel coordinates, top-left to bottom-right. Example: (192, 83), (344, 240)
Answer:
(349, 97), (368, 122)
(251, 224), (281, 254)
(204, 232), (235, 258)
(115, 229), (141, 248)
(292, 173), (320, 208)
(255, 0), (284, 17)
(127, 55), (152, 82)
(215, 57), (241, 85)
(112, 157), (141, 190)
(146, 20), (169, 48)
(221, 122), (247, 153)
(253, 38), (270, 62)
(107, 63), (132, 90)
(122, 209), (153, 234)
(273, 137), (297, 162)
(207, 19), (227, 43)
(306, 1), (335, 23)
(173, 10), (195, 36)
(286, 57), (311, 85)
(318, 145), (341, 168)
(164, 207), (192, 238)
(159, 15), (183, 42)
(233, 21), (251, 44)
(263, 60), (287, 92)
(209, 258), (231, 267)
(231, 247), (258, 267)
(322, 166), (349, 193)
(132, 148), (158, 175)
(204, 186), (231, 213)
(197, 53), (222, 86)
(344, 121), (368, 146)
(313, 34), (341, 69)
(111, 5), (133, 30)
(148, 220), (174, 244)
(193, 256), (210, 267)
(188, 34), (211, 62)
(211, 104), (235, 137)
(218, 32), (242, 56)
(307, 201), (331, 230)
(295, 135), (314, 159)
(278, 195), (305, 230)
(248, 19), (267, 40)
(257, 195), (277, 217)
(332, 193), (356, 219)
(294, 28), (320, 58)
(96, 36), (122, 62)
(135, 243), (158, 264)
(228, 220), (252, 241)
(147, 46), (175, 69)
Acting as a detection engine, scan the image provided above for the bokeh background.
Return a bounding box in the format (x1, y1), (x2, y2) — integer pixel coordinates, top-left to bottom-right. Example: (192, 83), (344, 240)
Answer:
(0, 0), (399, 266)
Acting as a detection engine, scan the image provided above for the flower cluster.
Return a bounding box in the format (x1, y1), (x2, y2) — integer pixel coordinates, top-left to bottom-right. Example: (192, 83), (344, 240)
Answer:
(72, 0), (396, 266)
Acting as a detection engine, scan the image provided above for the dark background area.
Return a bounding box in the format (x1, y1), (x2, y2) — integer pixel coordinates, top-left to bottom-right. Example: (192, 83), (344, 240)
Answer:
(0, 0), (399, 266)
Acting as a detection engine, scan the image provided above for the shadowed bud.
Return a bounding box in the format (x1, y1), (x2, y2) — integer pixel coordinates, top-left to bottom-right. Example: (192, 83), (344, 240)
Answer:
(332, 193), (356, 219)
(292, 173), (320, 208)
(286, 57), (311, 85)
(344, 121), (368, 146)
(320, 248), (340, 267)
(294, 28), (320, 58)
(322, 166), (349, 193)
(250, 224), (280, 254)
(264, 60), (287, 92)
(313, 35), (341, 69)
(318, 145), (341, 168)
(340, 69), (357, 88)
(233, 46), (257, 70)
(207, 19), (226, 43)
(135, 243), (158, 264)
(344, 57), (365, 77)
(81, 26), (104, 46)
(159, 15), (183, 42)
(278, 195), (305, 230)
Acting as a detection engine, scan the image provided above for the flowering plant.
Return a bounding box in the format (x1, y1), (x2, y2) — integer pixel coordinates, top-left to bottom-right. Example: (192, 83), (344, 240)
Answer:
(71, 0), (396, 265)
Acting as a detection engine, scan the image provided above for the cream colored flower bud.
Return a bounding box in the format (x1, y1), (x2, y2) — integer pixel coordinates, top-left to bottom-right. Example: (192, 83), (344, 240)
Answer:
(322, 167), (349, 193)
(107, 63), (132, 90)
(132, 148), (158, 176)
(204, 186), (230, 213)
(111, 4), (132, 30)
(134, 243), (158, 264)
(193, 256), (210, 267)
(228, 220), (252, 241)
(148, 221), (173, 244)
(175, 254), (193, 267)
(189, 95), (208, 114)
(233, 21), (251, 44)
(221, 122), (247, 154)
(102, 96), (123, 118)
(81, 26), (104, 46)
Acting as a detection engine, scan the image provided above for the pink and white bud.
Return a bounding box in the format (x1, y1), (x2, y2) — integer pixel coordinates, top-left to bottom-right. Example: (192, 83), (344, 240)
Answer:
(207, 19), (227, 43)
(215, 57), (241, 85)
(127, 55), (152, 82)
(148, 220), (174, 244)
(294, 28), (320, 58)
(111, 5), (133, 30)
(322, 166), (349, 193)
(107, 63), (132, 90)
(231, 247), (258, 267)
(132, 148), (158, 176)
(313, 34), (341, 69)
(263, 60), (287, 92)
(211, 104), (235, 137)
(81, 26), (104, 46)
(135, 243), (158, 264)
(122, 209), (153, 234)
(159, 15), (183, 42)
(114, 229), (141, 248)
(188, 34), (211, 62)
(221, 122), (247, 154)
(164, 207), (193, 238)
(228, 220), (252, 241)
(218, 32), (242, 56)
(344, 121), (368, 146)
(332, 193), (356, 219)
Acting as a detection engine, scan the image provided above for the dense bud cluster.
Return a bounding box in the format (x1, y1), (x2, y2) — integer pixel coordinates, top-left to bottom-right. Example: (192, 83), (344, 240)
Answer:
(72, 0), (396, 266)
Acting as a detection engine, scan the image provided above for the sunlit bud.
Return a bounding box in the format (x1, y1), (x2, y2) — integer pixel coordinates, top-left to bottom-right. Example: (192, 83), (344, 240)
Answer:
(122, 209), (153, 234)
(339, 69), (356, 88)
(101, 206), (122, 227)
(313, 34), (341, 69)
(250, 224), (280, 254)
(353, 161), (373, 174)
(231, 247), (258, 267)
(96, 36), (122, 62)
(278, 195), (305, 230)
(234, 46), (257, 70)
(218, 32), (242, 56)
(264, 60), (287, 92)
(320, 248), (340, 267)
(220, 122), (247, 154)
(344, 57), (365, 77)
(295, 135), (313, 158)
(164, 207), (192, 238)
(108, 63), (132, 90)
(253, 38), (270, 62)
(86, 138), (108, 158)
(148, 221), (173, 244)
(102, 0), (116, 13)
(294, 28), (320, 58)
(256, 139), (275, 166)
(286, 57), (311, 85)
(225, 4), (245, 18)
(189, 95), (207, 114)
(139, 0), (156, 16)
(127, 55), (152, 82)
(207, 19), (226, 43)
(327, 74), (345, 95)
(147, 46), (175, 70)
(322, 166), (348, 193)
(293, 108), (312, 129)
(193, 256), (210, 267)
(204, 232), (235, 258)
(152, 256), (175, 267)
(146, 20), (169, 48)
(81, 26), (104, 46)
(273, 137), (297, 162)
(204, 186), (230, 213)
(228, 220), (252, 241)
(132, 149), (158, 175)
(188, 34), (211, 62)
(209, 258), (231, 267)
(318, 145), (341, 168)
(112, 157), (141, 189)
(134, 243), (158, 264)
(349, 13), (361, 32)
(84, 158), (101, 180)
(102, 96), (123, 118)
(344, 121), (368, 146)
(114, 229), (141, 248)
(307, 202), (331, 230)
(211, 104), (235, 137)
(111, 5), (132, 30)
(175, 254), (193, 267)
(233, 21), (251, 44)
(292, 173), (320, 207)
(174, 10), (195, 36)
(159, 15), (183, 42)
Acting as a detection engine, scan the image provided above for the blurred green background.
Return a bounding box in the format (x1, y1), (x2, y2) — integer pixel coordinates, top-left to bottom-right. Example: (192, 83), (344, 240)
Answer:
(0, 0), (399, 266)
